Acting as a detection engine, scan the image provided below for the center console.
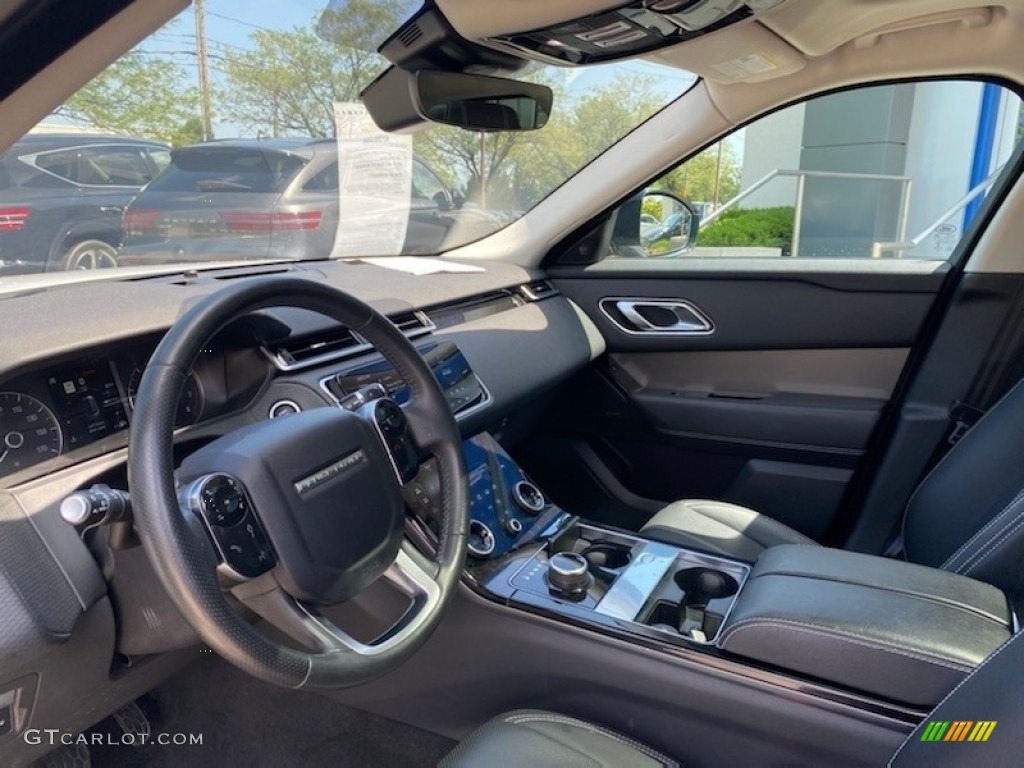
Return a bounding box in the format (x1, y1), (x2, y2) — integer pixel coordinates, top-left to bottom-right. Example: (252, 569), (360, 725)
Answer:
(485, 523), (748, 646)
(404, 430), (1016, 713)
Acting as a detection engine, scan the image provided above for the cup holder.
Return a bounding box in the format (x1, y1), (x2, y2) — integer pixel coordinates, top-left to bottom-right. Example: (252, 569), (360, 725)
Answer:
(674, 568), (739, 606)
(639, 567), (741, 643)
(583, 543), (632, 570)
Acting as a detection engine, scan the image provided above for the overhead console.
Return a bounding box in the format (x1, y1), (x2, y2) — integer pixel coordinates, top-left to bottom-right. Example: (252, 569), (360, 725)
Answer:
(487, 0), (791, 65)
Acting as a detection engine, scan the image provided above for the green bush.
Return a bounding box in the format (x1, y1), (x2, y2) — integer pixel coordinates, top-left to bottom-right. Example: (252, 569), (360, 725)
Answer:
(698, 206), (794, 255)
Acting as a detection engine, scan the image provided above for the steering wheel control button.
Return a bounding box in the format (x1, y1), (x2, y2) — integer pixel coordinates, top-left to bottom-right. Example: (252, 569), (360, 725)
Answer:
(268, 400), (301, 419)
(467, 519), (496, 557)
(197, 474), (248, 528)
(363, 398), (419, 484)
(512, 480), (546, 515)
(547, 552), (593, 599)
(188, 474), (275, 580)
(215, 521), (276, 579)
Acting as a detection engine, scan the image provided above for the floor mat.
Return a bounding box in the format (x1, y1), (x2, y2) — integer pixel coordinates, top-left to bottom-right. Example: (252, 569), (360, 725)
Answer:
(87, 653), (455, 768)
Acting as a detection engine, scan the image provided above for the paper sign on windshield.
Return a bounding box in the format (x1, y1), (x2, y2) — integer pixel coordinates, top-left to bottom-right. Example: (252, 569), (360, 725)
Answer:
(332, 102), (413, 258)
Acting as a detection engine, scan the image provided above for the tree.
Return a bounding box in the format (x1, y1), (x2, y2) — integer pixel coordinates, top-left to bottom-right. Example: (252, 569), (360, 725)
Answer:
(220, 0), (407, 138)
(653, 141), (742, 204)
(58, 50), (200, 145)
(496, 73), (668, 209)
(413, 66), (565, 207)
(414, 73), (675, 209)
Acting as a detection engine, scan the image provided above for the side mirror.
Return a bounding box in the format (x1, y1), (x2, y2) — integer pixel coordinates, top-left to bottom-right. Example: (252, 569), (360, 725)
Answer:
(361, 67), (552, 134)
(638, 191), (700, 257)
(451, 189), (466, 210)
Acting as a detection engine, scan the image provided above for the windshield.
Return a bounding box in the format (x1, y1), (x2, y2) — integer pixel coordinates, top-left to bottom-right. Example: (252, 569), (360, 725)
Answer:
(0, 0), (694, 281)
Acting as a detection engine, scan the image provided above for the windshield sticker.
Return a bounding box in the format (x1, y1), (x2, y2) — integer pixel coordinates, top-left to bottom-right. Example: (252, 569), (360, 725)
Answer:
(359, 256), (484, 276)
(332, 102), (413, 258)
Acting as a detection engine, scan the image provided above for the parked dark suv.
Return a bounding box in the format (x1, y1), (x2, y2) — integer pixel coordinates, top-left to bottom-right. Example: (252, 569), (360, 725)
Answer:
(118, 138), (502, 265)
(0, 133), (169, 273)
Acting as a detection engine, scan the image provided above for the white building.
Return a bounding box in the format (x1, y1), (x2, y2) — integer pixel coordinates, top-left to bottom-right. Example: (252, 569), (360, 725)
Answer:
(736, 82), (1021, 258)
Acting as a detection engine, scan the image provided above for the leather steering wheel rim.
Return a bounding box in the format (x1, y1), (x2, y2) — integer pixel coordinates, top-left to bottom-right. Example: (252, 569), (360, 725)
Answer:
(128, 276), (469, 689)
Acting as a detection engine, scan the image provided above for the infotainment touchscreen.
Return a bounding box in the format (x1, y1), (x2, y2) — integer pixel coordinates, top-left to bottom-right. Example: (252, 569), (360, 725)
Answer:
(330, 341), (487, 416)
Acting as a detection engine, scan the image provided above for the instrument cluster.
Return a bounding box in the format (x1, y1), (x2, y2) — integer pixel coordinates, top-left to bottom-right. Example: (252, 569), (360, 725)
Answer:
(0, 342), (224, 485)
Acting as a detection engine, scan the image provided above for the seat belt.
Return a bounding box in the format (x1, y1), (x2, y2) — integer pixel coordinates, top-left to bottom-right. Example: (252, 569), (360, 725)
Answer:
(940, 280), (1024, 451)
(880, 280), (1024, 558)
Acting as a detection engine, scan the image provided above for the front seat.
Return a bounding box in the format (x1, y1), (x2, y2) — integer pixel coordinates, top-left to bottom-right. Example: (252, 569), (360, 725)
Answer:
(441, 630), (1024, 767)
(640, 378), (1024, 594)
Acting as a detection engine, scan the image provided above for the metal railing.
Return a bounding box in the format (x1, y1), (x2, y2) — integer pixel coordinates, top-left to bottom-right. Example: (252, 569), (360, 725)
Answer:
(700, 169), (913, 258)
(870, 165), (1005, 258)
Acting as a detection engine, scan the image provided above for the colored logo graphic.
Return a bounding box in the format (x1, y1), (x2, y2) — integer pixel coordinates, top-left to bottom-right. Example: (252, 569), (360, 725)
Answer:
(920, 721), (997, 742)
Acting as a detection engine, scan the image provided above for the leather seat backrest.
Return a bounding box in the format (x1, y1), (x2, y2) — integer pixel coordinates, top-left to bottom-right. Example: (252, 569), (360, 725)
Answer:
(890, 630), (1022, 767)
(903, 378), (1024, 596)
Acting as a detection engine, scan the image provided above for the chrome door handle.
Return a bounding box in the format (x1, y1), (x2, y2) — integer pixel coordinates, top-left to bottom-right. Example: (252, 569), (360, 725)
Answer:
(600, 298), (714, 335)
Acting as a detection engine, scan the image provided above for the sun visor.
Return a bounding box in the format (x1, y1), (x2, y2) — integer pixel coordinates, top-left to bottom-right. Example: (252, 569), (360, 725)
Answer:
(651, 19), (806, 83)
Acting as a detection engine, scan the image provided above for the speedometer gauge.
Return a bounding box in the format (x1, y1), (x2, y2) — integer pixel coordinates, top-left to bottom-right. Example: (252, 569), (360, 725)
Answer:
(127, 368), (202, 427)
(0, 392), (62, 479)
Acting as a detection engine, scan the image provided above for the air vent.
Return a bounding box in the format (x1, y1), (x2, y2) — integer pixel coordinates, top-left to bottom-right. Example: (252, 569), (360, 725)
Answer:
(425, 290), (524, 329)
(520, 280), (559, 301)
(269, 328), (367, 370)
(389, 310), (435, 337)
(397, 24), (423, 47)
(265, 310), (435, 371)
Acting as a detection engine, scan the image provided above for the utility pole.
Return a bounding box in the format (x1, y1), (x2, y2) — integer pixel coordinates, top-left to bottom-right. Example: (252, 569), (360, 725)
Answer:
(478, 133), (487, 207)
(712, 140), (724, 210)
(195, 0), (214, 141)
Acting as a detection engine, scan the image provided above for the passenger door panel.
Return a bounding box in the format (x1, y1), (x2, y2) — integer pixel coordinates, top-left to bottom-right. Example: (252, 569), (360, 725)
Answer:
(549, 266), (947, 540)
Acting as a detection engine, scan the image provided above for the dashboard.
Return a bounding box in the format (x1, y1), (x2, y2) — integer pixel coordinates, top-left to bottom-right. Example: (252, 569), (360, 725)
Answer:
(0, 259), (606, 761)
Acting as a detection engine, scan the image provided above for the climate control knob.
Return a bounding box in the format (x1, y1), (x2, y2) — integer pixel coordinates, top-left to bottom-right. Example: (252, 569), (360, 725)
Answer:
(512, 480), (545, 515)
(547, 552), (591, 596)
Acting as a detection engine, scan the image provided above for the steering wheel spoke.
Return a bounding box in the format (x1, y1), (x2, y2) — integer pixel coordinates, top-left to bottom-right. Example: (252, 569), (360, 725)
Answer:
(356, 397), (421, 485)
(233, 543), (442, 656)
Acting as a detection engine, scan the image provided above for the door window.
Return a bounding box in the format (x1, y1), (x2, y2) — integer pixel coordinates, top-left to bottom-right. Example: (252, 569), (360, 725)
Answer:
(411, 161), (450, 205)
(631, 81), (1023, 260)
(78, 146), (157, 186)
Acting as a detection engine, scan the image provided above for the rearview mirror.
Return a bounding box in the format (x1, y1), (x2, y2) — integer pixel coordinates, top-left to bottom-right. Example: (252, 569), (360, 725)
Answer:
(361, 67), (552, 134)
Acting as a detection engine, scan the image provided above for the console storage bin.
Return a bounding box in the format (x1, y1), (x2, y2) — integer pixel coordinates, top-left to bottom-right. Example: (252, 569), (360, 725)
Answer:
(717, 545), (1014, 707)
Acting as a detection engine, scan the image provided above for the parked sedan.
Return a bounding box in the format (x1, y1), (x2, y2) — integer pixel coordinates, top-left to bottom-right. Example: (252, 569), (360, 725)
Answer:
(0, 133), (168, 273)
(118, 139), (503, 265)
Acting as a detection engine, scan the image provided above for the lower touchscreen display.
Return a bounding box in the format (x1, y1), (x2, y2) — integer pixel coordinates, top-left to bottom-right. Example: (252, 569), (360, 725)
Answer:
(334, 341), (486, 415)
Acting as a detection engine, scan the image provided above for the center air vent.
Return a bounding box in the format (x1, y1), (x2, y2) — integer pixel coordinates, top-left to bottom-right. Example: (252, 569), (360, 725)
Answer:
(268, 327), (367, 370)
(389, 310), (434, 336)
(265, 310), (434, 371)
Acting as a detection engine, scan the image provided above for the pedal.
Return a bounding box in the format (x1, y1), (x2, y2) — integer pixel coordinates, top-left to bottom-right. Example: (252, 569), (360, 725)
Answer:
(32, 743), (91, 768)
(111, 699), (151, 743)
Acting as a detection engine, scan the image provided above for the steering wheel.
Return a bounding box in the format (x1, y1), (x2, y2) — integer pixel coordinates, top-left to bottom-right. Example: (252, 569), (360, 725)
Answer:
(127, 277), (469, 689)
